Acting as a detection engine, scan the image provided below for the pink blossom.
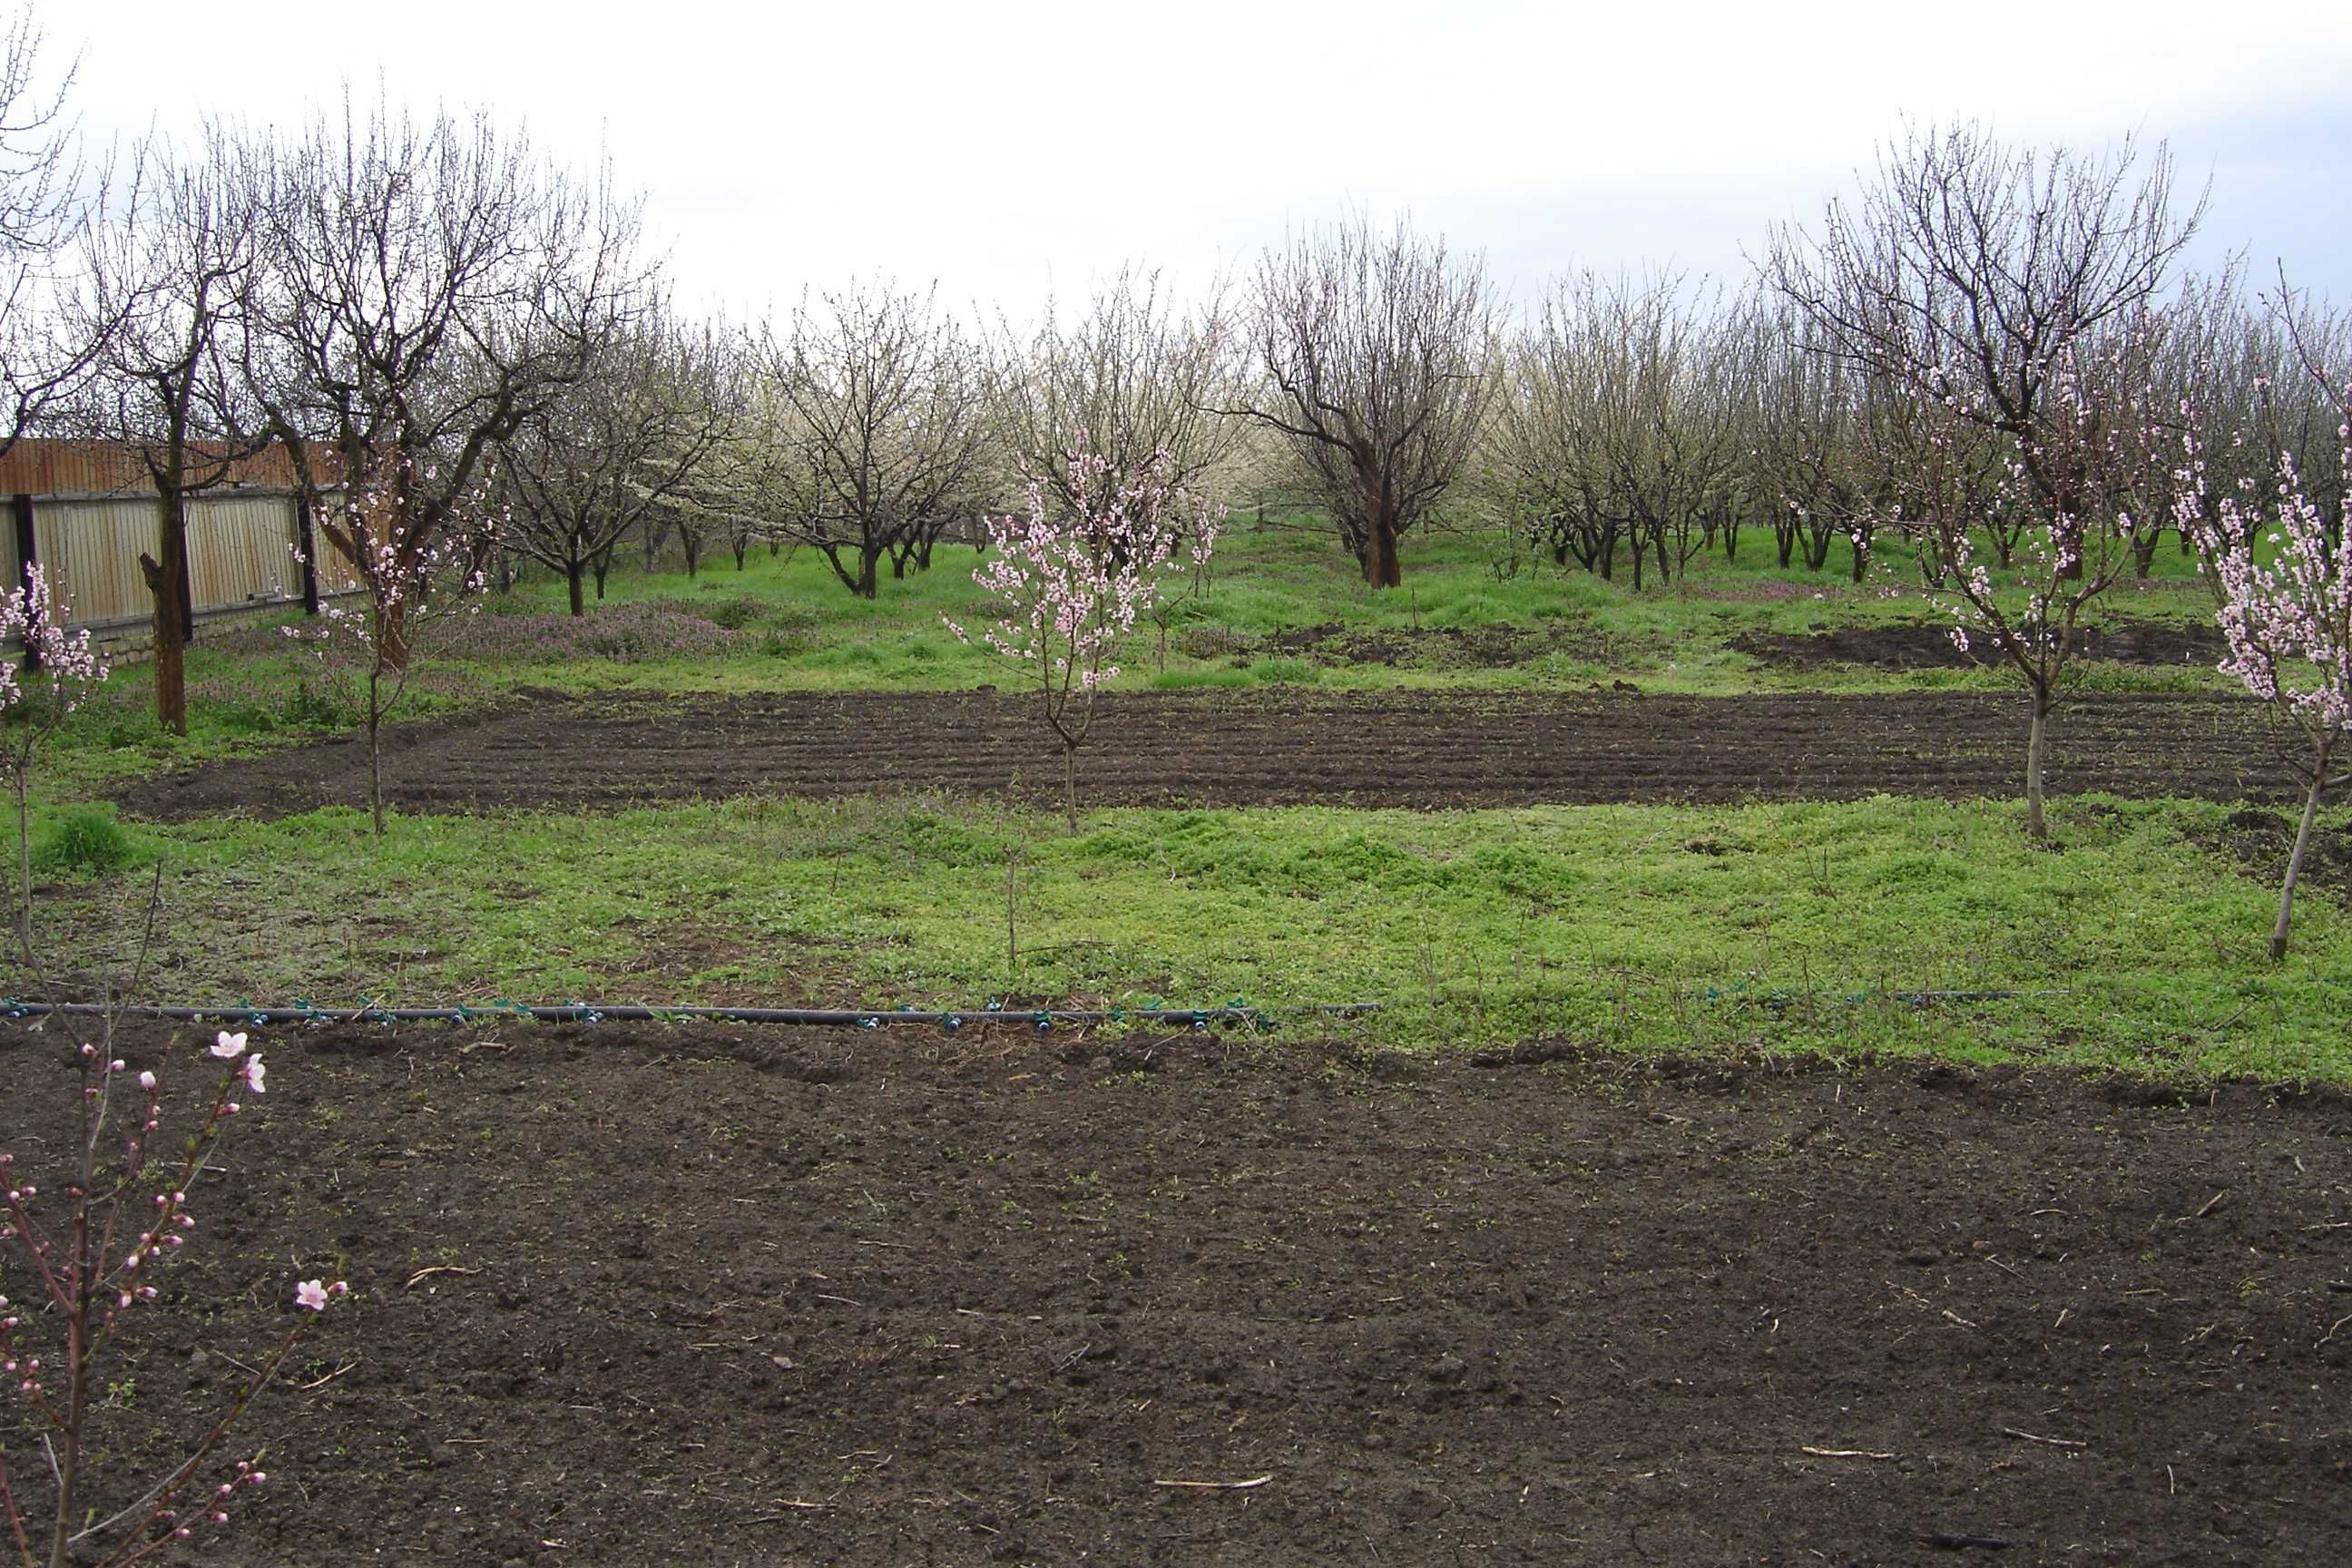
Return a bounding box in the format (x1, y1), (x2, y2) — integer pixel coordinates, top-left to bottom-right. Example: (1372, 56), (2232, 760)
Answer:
(211, 1032), (248, 1059)
(241, 1055), (267, 1094)
(138, 1071), (157, 1092)
(295, 1279), (330, 1312)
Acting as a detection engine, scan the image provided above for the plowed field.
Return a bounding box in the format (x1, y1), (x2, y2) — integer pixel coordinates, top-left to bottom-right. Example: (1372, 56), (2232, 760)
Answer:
(121, 689), (2292, 820)
(5, 1022), (2344, 1566)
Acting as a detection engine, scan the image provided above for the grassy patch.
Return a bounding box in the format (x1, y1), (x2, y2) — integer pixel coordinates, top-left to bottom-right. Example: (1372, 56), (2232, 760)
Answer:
(24, 793), (2346, 1083)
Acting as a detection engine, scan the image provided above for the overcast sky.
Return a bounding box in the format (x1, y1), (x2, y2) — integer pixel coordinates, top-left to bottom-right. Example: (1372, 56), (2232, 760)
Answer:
(54, 0), (2352, 324)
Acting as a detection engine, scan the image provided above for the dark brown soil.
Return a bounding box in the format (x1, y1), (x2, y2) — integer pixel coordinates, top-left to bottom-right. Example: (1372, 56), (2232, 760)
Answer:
(117, 689), (2295, 822)
(4, 1021), (2346, 1566)
(2192, 806), (2352, 908)
(1734, 622), (2228, 672)
(1236, 622), (1591, 670)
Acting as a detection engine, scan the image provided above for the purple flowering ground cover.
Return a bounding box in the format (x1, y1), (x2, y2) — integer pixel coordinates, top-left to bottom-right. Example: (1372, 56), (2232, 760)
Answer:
(4, 1018), (2346, 1566)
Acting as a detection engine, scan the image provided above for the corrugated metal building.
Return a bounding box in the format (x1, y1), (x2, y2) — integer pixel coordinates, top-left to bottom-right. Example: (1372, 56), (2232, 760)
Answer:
(2, 440), (358, 652)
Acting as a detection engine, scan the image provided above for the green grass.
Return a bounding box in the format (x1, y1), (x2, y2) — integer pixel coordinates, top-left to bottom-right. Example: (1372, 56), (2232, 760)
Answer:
(28, 792), (2347, 1083)
(12, 510), (2327, 1085)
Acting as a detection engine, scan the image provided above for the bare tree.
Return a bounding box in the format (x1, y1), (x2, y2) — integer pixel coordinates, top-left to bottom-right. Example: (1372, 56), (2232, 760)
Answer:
(1743, 299), (1889, 579)
(498, 306), (736, 614)
(753, 279), (991, 598)
(1233, 216), (1497, 587)
(994, 266), (1240, 547)
(75, 125), (270, 734)
(0, 6), (100, 452)
(1768, 123), (2201, 837)
(1487, 271), (1743, 590)
(236, 95), (648, 664)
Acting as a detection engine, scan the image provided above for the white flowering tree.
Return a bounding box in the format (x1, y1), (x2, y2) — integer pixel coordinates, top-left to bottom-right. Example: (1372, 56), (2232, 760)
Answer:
(2, 566), (105, 954)
(946, 441), (1220, 829)
(2179, 384), (2352, 958)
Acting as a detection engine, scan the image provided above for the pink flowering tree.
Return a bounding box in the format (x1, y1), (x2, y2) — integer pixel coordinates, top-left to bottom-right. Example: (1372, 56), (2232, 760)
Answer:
(946, 441), (1221, 829)
(2178, 387), (2352, 959)
(1769, 124), (2198, 839)
(2, 1028), (346, 1567)
(1873, 319), (2175, 838)
(287, 437), (503, 836)
(2, 567), (107, 955)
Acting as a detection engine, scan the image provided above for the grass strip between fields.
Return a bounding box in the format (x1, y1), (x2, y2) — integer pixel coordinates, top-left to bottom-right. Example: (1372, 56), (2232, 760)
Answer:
(24, 792), (2347, 1084)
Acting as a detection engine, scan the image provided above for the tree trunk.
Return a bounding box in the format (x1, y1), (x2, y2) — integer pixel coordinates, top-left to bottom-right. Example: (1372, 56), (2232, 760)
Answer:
(143, 485), (194, 737)
(367, 674), (387, 838)
(12, 771), (29, 964)
(1362, 514), (1402, 588)
(2271, 760), (2331, 960)
(46, 1291), (88, 1568)
(2024, 691), (2051, 839)
(566, 558), (586, 617)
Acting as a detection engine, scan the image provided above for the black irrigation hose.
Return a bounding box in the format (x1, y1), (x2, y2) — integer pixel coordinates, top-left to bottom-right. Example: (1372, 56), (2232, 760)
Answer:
(0, 999), (1384, 1034)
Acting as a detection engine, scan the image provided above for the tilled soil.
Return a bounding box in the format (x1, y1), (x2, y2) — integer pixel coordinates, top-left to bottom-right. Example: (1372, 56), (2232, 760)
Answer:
(118, 689), (2294, 821)
(1, 1021), (2345, 1566)
(1733, 622), (2229, 672)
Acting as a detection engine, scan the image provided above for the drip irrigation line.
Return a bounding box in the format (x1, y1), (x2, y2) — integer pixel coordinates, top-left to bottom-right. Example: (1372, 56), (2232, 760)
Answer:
(0, 998), (1383, 1034)
(1700, 985), (2075, 1009)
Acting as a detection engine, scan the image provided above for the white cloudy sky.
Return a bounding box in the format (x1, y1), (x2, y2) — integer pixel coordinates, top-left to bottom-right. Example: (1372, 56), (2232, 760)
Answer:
(52, 0), (2352, 323)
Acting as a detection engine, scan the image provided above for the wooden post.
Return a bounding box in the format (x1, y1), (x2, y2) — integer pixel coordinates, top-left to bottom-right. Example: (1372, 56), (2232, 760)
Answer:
(173, 488), (197, 645)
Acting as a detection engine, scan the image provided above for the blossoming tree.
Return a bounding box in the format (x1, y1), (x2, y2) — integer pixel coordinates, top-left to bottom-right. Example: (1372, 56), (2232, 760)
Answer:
(2, 1028), (345, 1567)
(1887, 322), (2176, 837)
(2, 567), (105, 955)
(286, 437), (503, 835)
(1769, 123), (2199, 838)
(947, 441), (1220, 829)
(2179, 377), (2352, 958)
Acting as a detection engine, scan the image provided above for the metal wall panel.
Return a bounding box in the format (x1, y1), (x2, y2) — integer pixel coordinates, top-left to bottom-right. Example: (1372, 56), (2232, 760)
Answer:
(34, 497), (154, 628)
(189, 492), (303, 609)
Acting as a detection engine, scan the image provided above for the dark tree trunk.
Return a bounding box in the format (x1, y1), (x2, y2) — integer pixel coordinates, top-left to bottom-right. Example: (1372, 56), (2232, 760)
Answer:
(141, 485), (195, 738)
(566, 558), (586, 617)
